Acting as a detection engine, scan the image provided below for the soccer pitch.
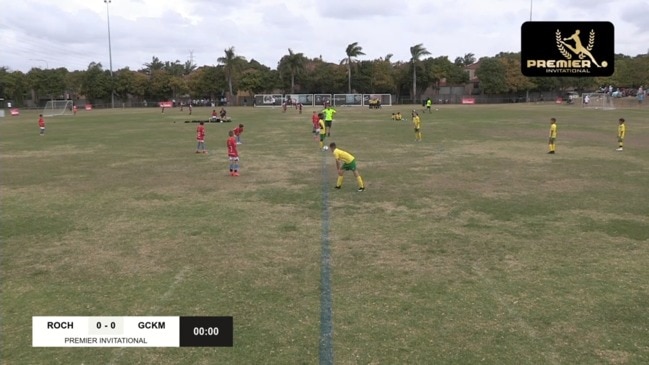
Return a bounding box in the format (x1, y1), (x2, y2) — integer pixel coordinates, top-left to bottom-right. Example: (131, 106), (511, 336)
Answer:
(2, 104), (648, 364)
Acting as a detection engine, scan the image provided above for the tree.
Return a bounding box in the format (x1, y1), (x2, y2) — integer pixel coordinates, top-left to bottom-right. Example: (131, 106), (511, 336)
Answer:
(164, 60), (184, 77)
(0, 66), (8, 98)
(217, 47), (246, 102)
(114, 68), (134, 102)
(142, 56), (164, 75)
(343, 42), (365, 93)
(65, 71), (84, 101)
(370, 55), (396, 93)
(238, 69), (264, 96)
(183, 60), (197, 76)
(80, 62), (111, 104)
(188, 66), (226, 100)
(454, 53), (477, 67)
(423, 56), (469, 91)
(303, 58), (346, 94)
(278, 48), (306, 93)
(26, 67), (67, 103)
(410, 44), (431, 101)
(148, 69), (172, 100)
(131, 72), (149, 101)
(463, 53), (477, 66)
(0, 70), (28, 105)
(496, 53), (535, 93)
(475, 57), (507, 94)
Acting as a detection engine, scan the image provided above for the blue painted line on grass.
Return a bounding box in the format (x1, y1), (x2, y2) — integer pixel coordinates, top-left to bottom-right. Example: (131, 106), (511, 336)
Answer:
(319, 151), (334, 365)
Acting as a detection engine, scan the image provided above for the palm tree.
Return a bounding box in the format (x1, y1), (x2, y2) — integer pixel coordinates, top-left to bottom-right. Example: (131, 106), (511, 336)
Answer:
(217, 47), (246, 100)
(463, 53), (476, 66)
(183, 60), (197, 75)
(282, 48), (306, 93)
(410, 44), (430, 102)
(343, 42), (365, 93)
(143, 56), (164, 75)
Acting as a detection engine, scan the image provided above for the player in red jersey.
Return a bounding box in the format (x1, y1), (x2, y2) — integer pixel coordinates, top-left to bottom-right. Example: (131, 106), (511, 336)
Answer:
(227, 130), (239, 176)
(233, 124), (244, 145)
(38, 114), (46, 135)
(311, 111), (320, 140)
(196, 121), (207, 154)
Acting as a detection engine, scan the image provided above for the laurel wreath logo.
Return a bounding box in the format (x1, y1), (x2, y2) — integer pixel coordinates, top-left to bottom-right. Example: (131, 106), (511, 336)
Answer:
(556, 30), (572, 59)
(587, 29), (595, 51)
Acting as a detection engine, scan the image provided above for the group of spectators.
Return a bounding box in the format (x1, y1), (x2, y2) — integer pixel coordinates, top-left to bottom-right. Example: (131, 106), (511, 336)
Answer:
(599, 85), (645, 98)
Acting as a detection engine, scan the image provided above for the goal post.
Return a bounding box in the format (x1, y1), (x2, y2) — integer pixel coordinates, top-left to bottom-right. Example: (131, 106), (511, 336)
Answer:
(363, 94), (392, 108)
(43, 100), (73, 116)
(333, 94), (363, 107)
(253, 94), (283, 107)
(284, 94), (314, 107)
(581, 93), (615, 110)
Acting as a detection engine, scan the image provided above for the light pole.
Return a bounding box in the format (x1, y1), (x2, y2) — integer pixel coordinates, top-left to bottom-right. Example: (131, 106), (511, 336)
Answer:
(530, 0), (533, 21)
(526, 0), (533, 103)
(104, 0), (115, 109)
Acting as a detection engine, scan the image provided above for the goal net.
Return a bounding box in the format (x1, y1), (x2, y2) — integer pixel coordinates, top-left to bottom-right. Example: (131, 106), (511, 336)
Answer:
(253, 94), (283, 107)
(363, 94), (392, 108)
(581, 93), (615, 110)
(43, 100), (73, 116)
(333, 94), (363, 107)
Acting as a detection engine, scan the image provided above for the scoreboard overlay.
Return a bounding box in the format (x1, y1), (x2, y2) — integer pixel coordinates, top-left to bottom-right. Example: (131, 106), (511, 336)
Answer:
(32, 316), (233, 347)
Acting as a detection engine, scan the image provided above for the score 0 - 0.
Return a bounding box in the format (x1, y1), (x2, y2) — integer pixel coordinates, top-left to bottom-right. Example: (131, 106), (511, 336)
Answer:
(88, 317), (124, 335)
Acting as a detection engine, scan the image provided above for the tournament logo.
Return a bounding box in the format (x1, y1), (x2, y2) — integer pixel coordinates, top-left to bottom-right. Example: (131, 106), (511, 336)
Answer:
(521, 21), (614, 77)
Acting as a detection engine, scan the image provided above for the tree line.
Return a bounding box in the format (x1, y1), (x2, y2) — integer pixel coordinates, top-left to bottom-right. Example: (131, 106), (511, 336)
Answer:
(1, 43), (647, 106)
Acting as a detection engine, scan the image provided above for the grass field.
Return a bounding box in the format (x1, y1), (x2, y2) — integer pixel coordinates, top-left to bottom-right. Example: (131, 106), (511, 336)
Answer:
(2, 102), (649, 364)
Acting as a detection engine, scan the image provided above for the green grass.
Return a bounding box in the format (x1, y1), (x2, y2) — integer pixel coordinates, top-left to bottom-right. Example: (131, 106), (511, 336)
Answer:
(2, 103), (649, 364)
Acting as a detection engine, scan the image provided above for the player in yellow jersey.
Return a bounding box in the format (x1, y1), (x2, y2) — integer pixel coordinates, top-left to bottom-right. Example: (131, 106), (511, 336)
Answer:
(317, 113), (327, 149)
(548, 117), (557, 154)
(329, 142), (365, 191)
(412, 111), (422, 141)
(616, 118), (625, 151)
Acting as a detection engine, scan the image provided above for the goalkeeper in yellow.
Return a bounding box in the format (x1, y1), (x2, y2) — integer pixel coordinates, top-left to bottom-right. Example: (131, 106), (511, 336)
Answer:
(616, 118), (625, 151)
(329, 142), (365, 191)
(548, 117), (557, 154)
(412, 111), (422, 141)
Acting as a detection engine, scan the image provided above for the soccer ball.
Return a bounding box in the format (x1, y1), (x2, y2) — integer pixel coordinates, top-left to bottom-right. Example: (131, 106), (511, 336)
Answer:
(322, 146), (329, 151)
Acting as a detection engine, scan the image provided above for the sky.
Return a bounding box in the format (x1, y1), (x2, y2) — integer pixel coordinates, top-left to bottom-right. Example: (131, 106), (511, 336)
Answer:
(1, 0), (648, 73)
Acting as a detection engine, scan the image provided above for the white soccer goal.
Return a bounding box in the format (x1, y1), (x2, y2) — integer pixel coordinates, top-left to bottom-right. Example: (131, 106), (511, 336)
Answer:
(333, 94), (363, 107)
(43, 100), (73, 116)
(253, 94), (283, 107)
(581, 93), (615, 110)
(363, 94), (392, 108)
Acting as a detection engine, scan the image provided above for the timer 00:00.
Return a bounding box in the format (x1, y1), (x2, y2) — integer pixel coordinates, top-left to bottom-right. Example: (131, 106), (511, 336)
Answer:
(193, 327), (219, 336)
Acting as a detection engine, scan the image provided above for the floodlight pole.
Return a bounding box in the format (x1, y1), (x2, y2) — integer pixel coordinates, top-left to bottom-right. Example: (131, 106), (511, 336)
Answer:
(525, 0), (533, 103)
(105, 0), (115, 109)
(530, 0), (533, 21)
